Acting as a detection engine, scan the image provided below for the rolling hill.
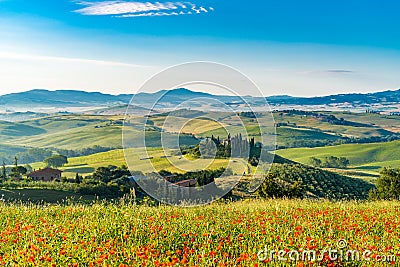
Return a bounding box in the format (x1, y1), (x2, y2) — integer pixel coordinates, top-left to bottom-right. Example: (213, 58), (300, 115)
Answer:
(1, 108), (399, 165)
(276, 140), (400, 174)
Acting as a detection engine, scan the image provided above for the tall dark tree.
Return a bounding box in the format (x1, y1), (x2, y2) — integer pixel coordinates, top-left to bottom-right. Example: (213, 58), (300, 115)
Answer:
(1, 161), (6, 181)
(10, 156), (23, 180)
(14, 156), (18, 168)
(75, 173), (82, 184)
(250, 137), (255, 149)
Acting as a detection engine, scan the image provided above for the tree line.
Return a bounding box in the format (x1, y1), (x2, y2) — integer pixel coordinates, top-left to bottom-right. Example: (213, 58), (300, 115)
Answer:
(309, 156), (350, 168)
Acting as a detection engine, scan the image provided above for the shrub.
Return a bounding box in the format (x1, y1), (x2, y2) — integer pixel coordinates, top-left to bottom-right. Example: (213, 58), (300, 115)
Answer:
(369, 167), (400, 200)
(257, 173), (304, 199)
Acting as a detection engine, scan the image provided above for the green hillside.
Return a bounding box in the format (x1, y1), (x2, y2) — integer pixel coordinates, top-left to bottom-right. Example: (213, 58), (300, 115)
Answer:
(0, 144), (27, 164)
(335, 112), (400, 133)
(272, 111), (398, 139)
(1, 115), (199, 151)
(10, 125), (125, 149)
(276, 140), (400, 174)
(0, 115), (114, 148)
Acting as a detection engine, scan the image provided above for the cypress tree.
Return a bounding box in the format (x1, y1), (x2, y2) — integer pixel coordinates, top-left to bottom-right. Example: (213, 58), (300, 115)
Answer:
(1, 161), (6, 181)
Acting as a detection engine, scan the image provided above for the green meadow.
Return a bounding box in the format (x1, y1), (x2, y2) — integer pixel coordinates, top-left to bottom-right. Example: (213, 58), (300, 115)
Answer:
(277, 140), (400, 175)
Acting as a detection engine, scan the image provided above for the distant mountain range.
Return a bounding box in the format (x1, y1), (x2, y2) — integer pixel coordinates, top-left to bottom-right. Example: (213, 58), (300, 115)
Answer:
(268, 90), (400, 105)
(1, 88), (400, 113)
(0, 89), (132, 109)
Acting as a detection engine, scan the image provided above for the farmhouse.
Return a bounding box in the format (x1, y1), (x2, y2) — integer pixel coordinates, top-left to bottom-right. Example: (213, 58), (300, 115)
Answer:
(27, 168), (63, 182)
(174, 179), (196, 187)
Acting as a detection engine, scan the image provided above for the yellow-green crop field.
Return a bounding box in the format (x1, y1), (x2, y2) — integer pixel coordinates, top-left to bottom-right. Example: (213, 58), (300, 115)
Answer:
(0, 199), (399, 266)
(31, 149), (250, 178)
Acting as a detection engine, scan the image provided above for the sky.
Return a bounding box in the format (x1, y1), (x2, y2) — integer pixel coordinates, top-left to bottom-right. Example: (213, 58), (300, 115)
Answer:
(0, 0), (400, 96)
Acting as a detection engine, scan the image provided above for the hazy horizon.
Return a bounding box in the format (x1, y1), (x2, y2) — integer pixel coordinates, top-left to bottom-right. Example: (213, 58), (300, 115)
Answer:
(1, 86), (400, 98)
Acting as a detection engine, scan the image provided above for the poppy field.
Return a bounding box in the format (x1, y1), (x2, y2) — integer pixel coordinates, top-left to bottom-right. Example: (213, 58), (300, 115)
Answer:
(0, 199), (399, 266)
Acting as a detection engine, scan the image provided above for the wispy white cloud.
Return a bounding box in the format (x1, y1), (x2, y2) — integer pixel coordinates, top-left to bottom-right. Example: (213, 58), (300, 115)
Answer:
(0, 52), (147, 68)
(300, 69), (356, 75)
(73, 1), (214, 17)
(325, 69), (354, 74)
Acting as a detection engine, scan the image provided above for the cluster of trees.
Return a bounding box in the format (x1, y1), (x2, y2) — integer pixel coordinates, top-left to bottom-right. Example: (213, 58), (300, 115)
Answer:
(369, 167), (400, 200)
(230, 134), (260, 158)
(44, 155), (68, 168)
(70, 165), (136, 197)
(309, 156), (350, 168)
(159, 167), (230, 187)
(182, 136), (227, 158)
(0, 157), (29, 181)
(183, 134), (262, 161)
(239, 111), (259, 118)
(92, 165), (131, 183)
(257, 173), (304, 199)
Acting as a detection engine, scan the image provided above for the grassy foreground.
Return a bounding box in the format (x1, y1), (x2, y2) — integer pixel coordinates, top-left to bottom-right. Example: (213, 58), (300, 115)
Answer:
(0, 199), (399, 266)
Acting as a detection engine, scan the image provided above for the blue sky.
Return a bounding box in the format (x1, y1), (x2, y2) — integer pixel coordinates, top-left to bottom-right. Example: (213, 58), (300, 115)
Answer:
(1, 0), (400, 96)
